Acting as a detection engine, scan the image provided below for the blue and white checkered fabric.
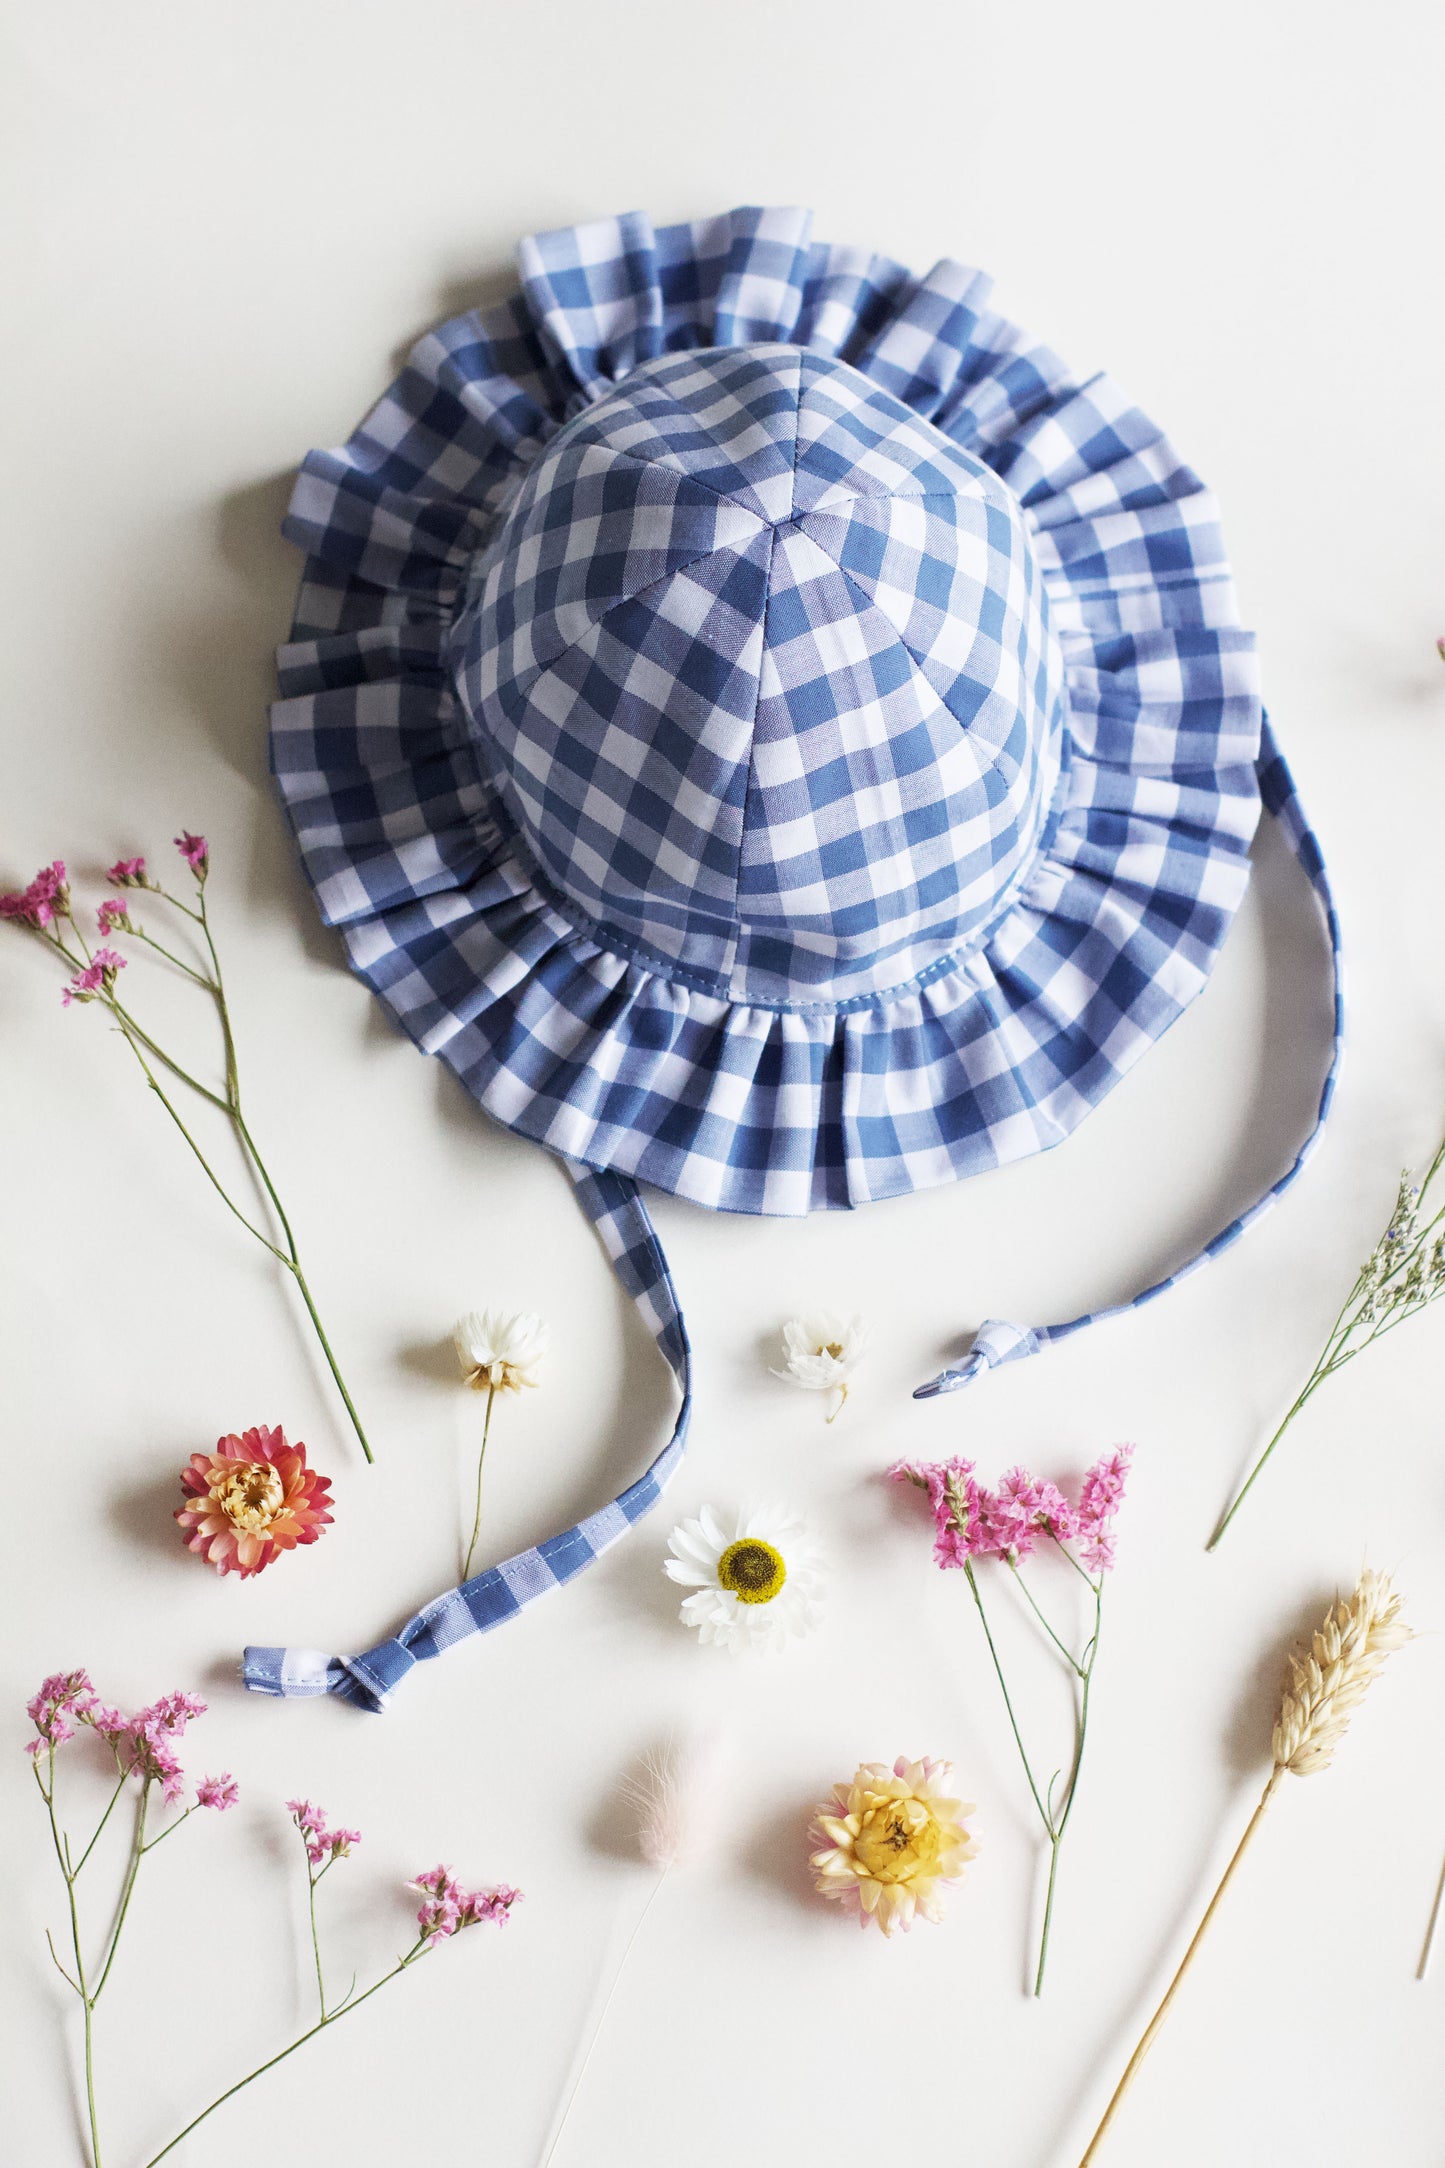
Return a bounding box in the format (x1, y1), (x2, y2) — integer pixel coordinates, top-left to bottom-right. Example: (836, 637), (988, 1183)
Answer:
(272, 205), (1271, 1217)
(252, 208), (1341, 1705)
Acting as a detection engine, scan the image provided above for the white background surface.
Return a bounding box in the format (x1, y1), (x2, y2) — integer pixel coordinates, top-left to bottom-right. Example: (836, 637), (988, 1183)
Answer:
(4, 5), (1445, 2164)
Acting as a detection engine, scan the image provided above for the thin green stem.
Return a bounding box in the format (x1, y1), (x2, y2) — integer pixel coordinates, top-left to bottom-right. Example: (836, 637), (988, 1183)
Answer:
(72, 1776), (129, 1876)
(45, 1931), (82, 1995)
(142, 1947), (429, 2167)
(963, 1563), (1051, 1832)
(30, 888), (375, 1461)
(197, 888), (240, 1107)
(115, 1028), (283, 1255)
(38, 1753), (104, 2168)
(1207, 1368), (1327, 1550)
(1210, 1140), (1445, 1551)
(275, 1237), (375, 1462)
(139, 1806), (194, 1855)
(126, 924), (213, 989)
(36, 922), (225, 1108)
(1033, 1575), (1103, 1996)
(1007, 1559), (1086, 1678)
(91, 1785), (149, 2001)
(462, 1383), (498, 1580)
(308, 1871), (328, 2021)
(208, 894), (373, 1463)
(231, 1101), (374, 1461)
(148, 883), (206, 924)
(107, 1002), (231, 1112)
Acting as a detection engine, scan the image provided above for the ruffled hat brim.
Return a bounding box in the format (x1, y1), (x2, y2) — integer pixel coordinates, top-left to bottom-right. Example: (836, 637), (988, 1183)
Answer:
(271, 206), (1262, 1216)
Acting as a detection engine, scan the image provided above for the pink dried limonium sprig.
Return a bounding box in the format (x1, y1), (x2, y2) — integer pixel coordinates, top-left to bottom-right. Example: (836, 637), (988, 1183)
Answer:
(890, 1444), (1134, 1994)
(27, 1674), (519, 2168)
(0, 833), (372, 1461)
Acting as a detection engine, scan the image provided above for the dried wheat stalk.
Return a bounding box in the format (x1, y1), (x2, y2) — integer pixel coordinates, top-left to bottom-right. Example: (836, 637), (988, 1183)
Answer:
(1080, 1571), (1410, 2165)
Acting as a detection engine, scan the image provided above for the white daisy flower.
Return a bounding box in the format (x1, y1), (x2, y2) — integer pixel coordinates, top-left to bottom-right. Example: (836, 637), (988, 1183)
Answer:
(773, 1312), (867, 1420)
(664, 1502), (824, 1652)
(452, 1307), (548, 1393)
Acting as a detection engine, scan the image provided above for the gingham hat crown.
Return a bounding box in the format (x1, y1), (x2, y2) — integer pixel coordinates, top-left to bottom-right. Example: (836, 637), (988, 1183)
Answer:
(456, 344), (1066, 1003)
(249, 208), (1342, 1711)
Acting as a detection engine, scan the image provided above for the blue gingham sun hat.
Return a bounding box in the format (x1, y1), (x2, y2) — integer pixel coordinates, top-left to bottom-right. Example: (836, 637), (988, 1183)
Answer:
(247, 208), (1341, 1708)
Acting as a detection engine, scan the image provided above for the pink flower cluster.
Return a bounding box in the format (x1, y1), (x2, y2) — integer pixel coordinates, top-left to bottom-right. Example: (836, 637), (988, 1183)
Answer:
(106, 855), (149, 887)
(23, 1673), (236, 1812)
(408, 1865), (521, 1945)
(175, 831), (209, 876)
(61, 946), (127, 1007)
(890, 1445), (1134, 1576)
(96, 896), (131, 934)
(0, 859), (68, 928)
(288, 1799), (361, 1867)
(25, 1669), (96, 1749)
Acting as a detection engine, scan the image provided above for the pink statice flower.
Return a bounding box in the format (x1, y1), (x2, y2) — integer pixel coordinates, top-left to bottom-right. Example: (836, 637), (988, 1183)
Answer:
(175, 831), (209, 876)
(287, 1799), (359, 1866)
(106, 855), (149, 887)
(96, 897), (131, 935)
(125, 1722), (185, 1805)
(1, 860), (69, 929)
(138, 1690), (207, 1734)
(61, 946), (126, 1007)
(892, 1450), (1129, 1572)
(408, 1865), (520, 1944)
(24, 1669), (96, 1754)
(888, 1457), (984, 1568)
(80, 1700), (130, 1743)
(196, 1773), (239, 1812)
(120, 1691), (207, 1805)
(1074, 1445), (1134, 1575)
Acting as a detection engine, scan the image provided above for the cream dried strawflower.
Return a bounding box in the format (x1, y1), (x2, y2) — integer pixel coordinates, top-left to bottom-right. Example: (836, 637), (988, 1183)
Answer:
(773, 1312), (867, 1421)
(453, 1308), (548, 1393)
(810, 1755), (977, 1936)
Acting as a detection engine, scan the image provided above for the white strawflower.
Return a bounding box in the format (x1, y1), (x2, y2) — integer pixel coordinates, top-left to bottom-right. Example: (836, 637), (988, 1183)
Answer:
(773, 1312), (867, 1420)
(452, 1307), (548, 1393)
(664, 1502), (824, 1653)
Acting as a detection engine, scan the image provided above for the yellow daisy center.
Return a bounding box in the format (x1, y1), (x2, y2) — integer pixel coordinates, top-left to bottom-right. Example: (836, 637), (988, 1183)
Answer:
(217, 1462), (285, 1532)
(717, 1537), (787, 1606)
(853, 1797), (943, 1884)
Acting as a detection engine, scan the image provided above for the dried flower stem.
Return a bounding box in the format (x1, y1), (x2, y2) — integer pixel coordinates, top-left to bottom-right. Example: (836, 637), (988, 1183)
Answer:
(461, 1381), (498, 1582)
(141, 1944), (432, 2167)
(1079, 1767), (1283, 2165)
(538, 1871), (668, 2168)
(1079, 1572), (1408, 2163)
(12, 856), (373, 1461)
(1209, 1142), (1445, 1546)
(34, 1746), (170, 2168)
(1418, 1847), (1445, 1982)
(966, 1545), (1104, 1995)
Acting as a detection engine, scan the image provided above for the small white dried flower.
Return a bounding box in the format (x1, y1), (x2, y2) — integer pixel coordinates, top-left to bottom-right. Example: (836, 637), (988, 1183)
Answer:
(772, 1313), (867, 1421)
(453, 1308), (548, 1394)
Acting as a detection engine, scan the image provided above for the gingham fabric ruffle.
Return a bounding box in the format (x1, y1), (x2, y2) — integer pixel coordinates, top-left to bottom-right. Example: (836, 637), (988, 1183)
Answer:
(271, 206), (1267, 1217)
(248, 210), (1342, 1708)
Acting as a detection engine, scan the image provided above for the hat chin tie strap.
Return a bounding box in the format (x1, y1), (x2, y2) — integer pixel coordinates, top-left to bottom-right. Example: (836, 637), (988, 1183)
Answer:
(244, 725), (1337, 1707)
(242, 1166), (691, 1711)
(914, 716), (1344, 1400)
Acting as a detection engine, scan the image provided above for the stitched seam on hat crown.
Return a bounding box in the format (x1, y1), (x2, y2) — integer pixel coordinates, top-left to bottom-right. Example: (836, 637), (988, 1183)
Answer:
(473, 734), (1075, 1018)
